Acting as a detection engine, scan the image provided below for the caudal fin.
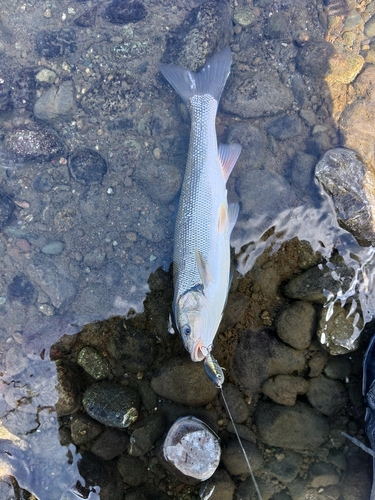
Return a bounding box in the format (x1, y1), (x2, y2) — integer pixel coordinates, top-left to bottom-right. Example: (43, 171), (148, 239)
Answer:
(158, 47), (232, 104)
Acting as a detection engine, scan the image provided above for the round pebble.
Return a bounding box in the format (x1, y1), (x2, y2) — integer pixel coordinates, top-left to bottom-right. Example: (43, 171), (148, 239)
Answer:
(41, 241), (64, 255)
(69, 148), (107, 184)
(104, 0), (147, 24)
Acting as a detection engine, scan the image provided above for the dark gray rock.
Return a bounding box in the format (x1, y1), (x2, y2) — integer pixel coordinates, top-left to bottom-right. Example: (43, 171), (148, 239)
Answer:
(70, 414), (103, 445)
(221, 383), (249, 424)
(7, 274), (35, 306)
(265, 115), (302, 140)
(221, 438), (263, 477)
(134, 160), (181, 204)
(69, 148), (107, 184)
(265, 12), (289, 39)
(225, 123), (266, 171)
(255, 401), (329, 450)
(83, 381), (139, 428)
(117, 455), (146, 486)
(290, 152), (317, 195)
(315, 148), (375, 246)
(276, 301), (316, 350)
(308, 461), (340, 488)
(77, 347), (112, 381)
(222, 71), (294, 119)
(199, 468), (235, 500)
(4, 123), (64, 162)
(235, 476), (276, 500)
(128, 413), (166, 457)
(104, 0), (147, 25)
(12, 67), (37, 111)
(35, 28), (77, 58)
(296, 40), (335, 78)
(151, 358), (218, 406)
(324, 356), (352, 380)
(307, 375), (348, 416)
(91, 428), (129, 461)
(0, 191), (14, 230)
(262, 374), (308, 406)
(0, 56), (12, 111)
(34, 80), (75, 122)
(231, 329), (305, 397)
(263, 450), (302, 484)
(55, 362), (81, 416)
(74, 6), (98, 27)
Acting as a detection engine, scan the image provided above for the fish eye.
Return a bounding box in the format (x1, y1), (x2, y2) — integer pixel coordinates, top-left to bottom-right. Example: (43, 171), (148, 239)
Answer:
(181, 324), (191, 336)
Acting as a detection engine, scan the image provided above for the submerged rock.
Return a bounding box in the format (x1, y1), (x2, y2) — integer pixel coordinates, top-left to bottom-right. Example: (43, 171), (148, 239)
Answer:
(315, 147), (375, 246)
(34, 80), (75, 122)
(69, 148), (107, 184)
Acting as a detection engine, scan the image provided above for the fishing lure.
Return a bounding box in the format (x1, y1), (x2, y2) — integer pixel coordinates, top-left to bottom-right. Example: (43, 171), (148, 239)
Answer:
(204, 353), (263, 500)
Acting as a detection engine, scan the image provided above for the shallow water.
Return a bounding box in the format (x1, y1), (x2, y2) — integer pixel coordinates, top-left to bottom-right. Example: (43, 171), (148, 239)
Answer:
(0, 0), (375, 498)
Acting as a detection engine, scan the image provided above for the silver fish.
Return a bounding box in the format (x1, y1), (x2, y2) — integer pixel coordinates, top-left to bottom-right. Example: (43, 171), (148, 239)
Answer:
(159, 48), (241, 362)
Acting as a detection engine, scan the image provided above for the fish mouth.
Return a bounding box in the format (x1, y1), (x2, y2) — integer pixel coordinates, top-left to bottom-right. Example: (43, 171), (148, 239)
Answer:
(191, 340), (206, 362)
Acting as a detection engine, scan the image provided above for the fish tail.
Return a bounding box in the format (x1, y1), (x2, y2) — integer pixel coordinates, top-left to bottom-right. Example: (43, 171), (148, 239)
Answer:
(158, 47), (232, 104)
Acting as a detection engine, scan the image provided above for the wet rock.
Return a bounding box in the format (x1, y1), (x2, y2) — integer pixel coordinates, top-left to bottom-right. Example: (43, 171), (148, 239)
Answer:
(3, 123), (64, 162)
(222, 70), (294, 118)
(326, 52), (364, 85)
(134, 160), (181, 204)
(74, 6), (98, 28)
(307, 375), (348, 416)
(233, 9), (255, 28)
(296, 40), (335, 78)
(83, 381), (139, 428)
(137, 379), (158, 411)
(317, 301), (362, 355)
(91, 428), (129, 461)
(151, 358), (218, 406)
(129, 413), (166, 457)
(364, 14), (375, 38)
(276, 301), (316, 350)
(41, 241), (64, 255)
(315, 148), (375, 245)
(308, 461), (340, 488)
(324, 356), (352, 379)
(7, 274), (35, 306)
(35, 68), (57, 85)
(221, 438), (262, 477)
(221, 384), (249, 424)
(236, 477), (276, 500)
(284, 260), (355, 305)
(265, 115), (302, 140)
(0, 191), (14, 231)
(70, 413), (103, 445)
(231, 329), (305, 397)
(264, 450), (302, 484)
(33, 173), (53, 193)
(199, 468), (235, 500)
(225, 123), (266, 170)
(262, 374), (309, 406)
(55, 362), (81, 416)
(0, 56), (12, 111)
(219, 292), (251, 333)
(118, 455), (146, 486)
(5, 344), (29, 376)
(308, 345), (329, 378)
(69, 148), (107, 184)
(77, 347), (112, 381)
(162, 416), (221, 483)
(162, 1), (232, 71)
(108, 322), (155, 373)
(78, 452), (123, 499)
(35, 28), (77, 58)
(34, 80), (75, 122)
(237, 169), (296, 219)
(265, 12), (289, 39)
(11, 67), (37, 111)
(255, 401), (329, 450)
(290, 152), (317, 195)
(104, 0), (147, 25)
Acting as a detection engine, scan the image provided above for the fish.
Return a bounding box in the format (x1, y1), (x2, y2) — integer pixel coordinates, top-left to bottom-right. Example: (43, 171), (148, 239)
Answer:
(159, 47), (241, 362)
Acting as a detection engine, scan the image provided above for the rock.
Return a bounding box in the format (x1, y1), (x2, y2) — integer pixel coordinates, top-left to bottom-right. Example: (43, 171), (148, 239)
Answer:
(91, 428), (129, 461)
(83, 381), (139, 428)
(364, 14), (375, 38)
(317, 301), (362, 355)
(162, 416), (221, 483)
(69, 148), (107, 184)
(41, 241), (64, 255)
(5, 344), (29, 376)
(276, 301), (316, 350)
(231, 329), (305, 397)
(199, 468), (235, 500)
(35, 28), (77, 58)
(7, 274), (35, 306)
(55, 362), (81, 416)
(264, 450), (302, 484)
(108, 322), (155, 374)
(0, 191), (14, 230)
(307, 375), (348, 416)
(11, 67), (37, 111)
(308, 345), (329, 378)
(221, 438), (263, 477)
(133, 160), (182, 204)
(118, 455), (146, 486)
(74, 6), (98, 28)
(221, 384), (249, 424)
(225, 123), (266, 170)
(265, 12), (289, 39)
(326, 52), (364, 85)
(104, 0), (147, 25)
(78, 452), (124, 499)
(315, 148), (375, 245)
(233, 9), (255, 28)
(255, 401), (329, 450)
(35, 68), (57, 84)
(290, 152), (317, 195)
(324, 356), (352, 380)
(236, 476), (276, 500)
(70, 414), (103, 445)
(308, 461), (340, 488)
(77, 347), (112, 381)
(0, 56), (12, 111)
(3, 123), (64, 162)
(151, 358), (218, 406)
(222, 70), (294, 118)
(34, 80), (75, 122)
(219, 292), (251, 333)
(128, 413), (166, 456)
(296, 40), (335, 78)
(265, 115), (302, 140)
(162, 1), (232, 71)
(284, 260), (355, 305)
(262, 374), (308, 406)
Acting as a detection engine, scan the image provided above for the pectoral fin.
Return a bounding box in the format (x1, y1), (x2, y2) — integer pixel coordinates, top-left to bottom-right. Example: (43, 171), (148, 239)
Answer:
(195, 249), (211, 289)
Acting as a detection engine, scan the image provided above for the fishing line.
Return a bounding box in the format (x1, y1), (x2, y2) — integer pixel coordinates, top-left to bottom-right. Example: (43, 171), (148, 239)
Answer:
(204, 353), (263, 500)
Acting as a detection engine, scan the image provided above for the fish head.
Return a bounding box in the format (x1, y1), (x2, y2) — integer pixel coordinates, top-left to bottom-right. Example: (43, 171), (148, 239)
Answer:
(176, 289), (209, 362)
